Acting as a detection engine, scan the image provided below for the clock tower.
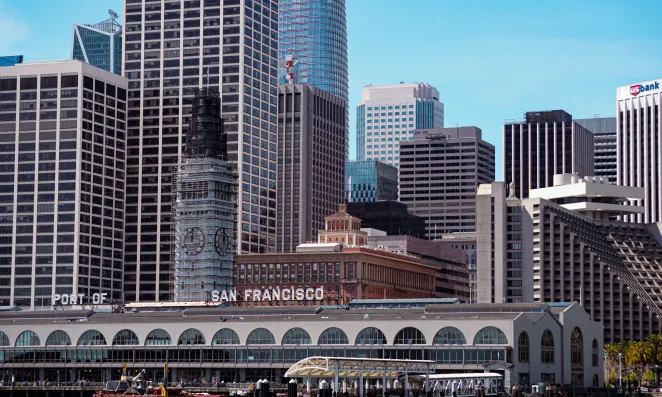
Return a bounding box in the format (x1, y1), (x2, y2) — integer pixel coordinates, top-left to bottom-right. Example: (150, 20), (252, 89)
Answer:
(173, 88), (238, 301)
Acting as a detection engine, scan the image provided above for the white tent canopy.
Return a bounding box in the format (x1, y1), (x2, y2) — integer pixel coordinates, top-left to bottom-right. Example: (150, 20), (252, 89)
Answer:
(284, 356), (434, 379)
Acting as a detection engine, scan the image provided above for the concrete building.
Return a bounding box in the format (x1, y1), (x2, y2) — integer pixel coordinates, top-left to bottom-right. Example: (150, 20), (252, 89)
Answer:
(399, 127), (495, 238)
(0, 56), (23, 67)
(0, 60), (127, 309)
(122, 0), (279, 301)
(365, 235), (470, 300)
(617, 78), (662, 223)
(440, 232), (478, 302)
(357, 83), (444, 166)
(172, 89), (237, 301)
(72, 13), (122, 75)
(574, 117), (617, 184)
(346, 201), (427, 239)
(476, 174), (662, 342)
(504, 110), (594, 199)
(345, 160), (398, 202)
(276, 84), (346, 253)
(0, 301), (603, 388)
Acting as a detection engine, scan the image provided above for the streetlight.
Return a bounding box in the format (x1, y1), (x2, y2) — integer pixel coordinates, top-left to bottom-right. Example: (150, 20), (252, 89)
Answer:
(617, 352), (624, 389)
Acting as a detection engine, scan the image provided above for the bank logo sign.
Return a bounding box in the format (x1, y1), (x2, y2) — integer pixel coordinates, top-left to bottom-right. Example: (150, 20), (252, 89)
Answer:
(631, 81), (660, 96)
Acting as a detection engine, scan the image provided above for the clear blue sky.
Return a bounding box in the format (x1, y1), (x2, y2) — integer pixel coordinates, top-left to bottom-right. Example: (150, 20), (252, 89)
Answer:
(3, 0), (661, 178)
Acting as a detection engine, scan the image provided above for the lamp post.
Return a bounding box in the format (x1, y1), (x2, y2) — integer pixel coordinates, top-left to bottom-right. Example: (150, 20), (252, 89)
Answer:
(617, 353), (624, 389)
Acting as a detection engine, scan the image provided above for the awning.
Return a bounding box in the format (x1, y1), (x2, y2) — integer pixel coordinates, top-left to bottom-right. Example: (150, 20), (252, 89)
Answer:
(284, 357), (434, 379)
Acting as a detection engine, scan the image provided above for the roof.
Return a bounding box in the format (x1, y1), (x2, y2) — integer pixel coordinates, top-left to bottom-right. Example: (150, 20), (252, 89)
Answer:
(285, 357), (433, 379)
(420, 373), (503, 380)
(349, 298), (459, 305)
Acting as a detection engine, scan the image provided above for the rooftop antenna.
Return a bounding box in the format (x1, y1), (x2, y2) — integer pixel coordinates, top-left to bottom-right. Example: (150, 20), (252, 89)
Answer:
(108, 9), (118, 19)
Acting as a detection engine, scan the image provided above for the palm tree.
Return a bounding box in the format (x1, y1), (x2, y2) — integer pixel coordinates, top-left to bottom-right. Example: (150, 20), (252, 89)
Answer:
(647, 334), (662, 387)
(626, 341), (653, 386)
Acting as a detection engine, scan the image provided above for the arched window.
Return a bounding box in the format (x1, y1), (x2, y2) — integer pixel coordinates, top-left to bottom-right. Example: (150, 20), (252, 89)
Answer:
(0, 331), (8, 346)
(318, 327), (349, 345)
(46, 330), (71, 346)
(355, 327), (387, 345)
(433, 327), (466, 345)
(518, 332), (529, 363)
(145, 329), (172, 345)
(77, 330), (107, 346)
(592, 374), (599, 388)
(571, 327), (583, 365)
(282, 328), (312, 345)
(212, 329), (240, 345)
(592, 339), (599, 367)
(541, 329), (555, 363)
(473, 327), (508, 345)
(246, 328), (275, 344)
(178, 329), (205, 345)
(394, 327), (426, 345)
(113, 329), (140, 346)
(15, 331), (40, 346)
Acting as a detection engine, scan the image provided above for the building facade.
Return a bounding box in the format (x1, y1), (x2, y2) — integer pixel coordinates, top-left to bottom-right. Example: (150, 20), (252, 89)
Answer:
(346, 201), (426, 238)
(365, 235), (470, 300)
(399, 127), (495, 238)
(0, 56), (23, 67)
(574, 117), (617, 184)
(0, 301), (603, 389)
(72, 16), (122, 75)
(477, 174), (662, 342)
(345, 160), (397, 202)
(504, 110), (594, 199)
(0, 60), (127, 309)
(616, 78), (662, 223)
(122, 0), (279, 301)
(277, 84), (346, 253)
(173, 89), (237, 301)
(317, 204), (368, 247)
(440, 232), (477, 302)
(357, 83), (444, 166)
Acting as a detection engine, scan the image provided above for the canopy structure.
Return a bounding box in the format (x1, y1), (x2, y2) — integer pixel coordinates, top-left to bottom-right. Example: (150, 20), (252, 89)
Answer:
(419, 373), (503, 380)
(284, 356), (434, 379)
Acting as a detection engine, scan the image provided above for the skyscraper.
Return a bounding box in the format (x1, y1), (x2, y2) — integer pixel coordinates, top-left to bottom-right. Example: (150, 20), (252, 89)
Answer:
(278, 0), (348, 102)
(173, 88), (237, 301)
(617, 78), (662, 223)
(72, 12), (122, 76)
(0, 60), (127, 309)
(574, 117), (617, 184)
(503, 110), (594, 199)
(276, 84), (346, 253)
(357, 83), (444, 166)
(122, 0), (278, 301)
(345, 160), (398, 202)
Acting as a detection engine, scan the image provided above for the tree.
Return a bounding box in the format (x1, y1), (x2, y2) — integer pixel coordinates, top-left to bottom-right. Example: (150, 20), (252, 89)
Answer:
(646, 334), (662, 386)
(625, 341), (653, 386)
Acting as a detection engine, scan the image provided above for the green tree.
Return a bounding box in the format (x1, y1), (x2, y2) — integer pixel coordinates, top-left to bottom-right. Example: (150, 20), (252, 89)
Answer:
(625, 341), (653, 386)
(646, 334), (662, 386)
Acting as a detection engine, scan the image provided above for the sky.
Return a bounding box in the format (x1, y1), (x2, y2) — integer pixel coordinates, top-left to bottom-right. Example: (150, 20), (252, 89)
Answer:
(2, 0), (662, 178)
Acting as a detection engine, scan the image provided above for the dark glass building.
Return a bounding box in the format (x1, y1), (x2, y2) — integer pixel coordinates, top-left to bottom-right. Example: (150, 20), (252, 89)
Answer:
(345, 160), (397, 202)
(346, 201), (427, 239)
(72, 16), (122, 75)
(574, 117), (617, 184)
(0, 55), (23, 66)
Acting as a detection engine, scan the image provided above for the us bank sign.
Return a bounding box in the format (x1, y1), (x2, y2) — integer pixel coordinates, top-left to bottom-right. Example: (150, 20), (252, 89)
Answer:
(211, 286), (325, 303)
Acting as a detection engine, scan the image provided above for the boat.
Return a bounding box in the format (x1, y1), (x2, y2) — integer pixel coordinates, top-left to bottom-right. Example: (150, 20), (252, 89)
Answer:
(93, 370), (147, 396)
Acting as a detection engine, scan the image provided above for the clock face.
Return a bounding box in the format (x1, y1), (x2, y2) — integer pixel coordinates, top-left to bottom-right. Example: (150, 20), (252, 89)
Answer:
(214, 228), (234, 255)
(182, 227), (204, 255)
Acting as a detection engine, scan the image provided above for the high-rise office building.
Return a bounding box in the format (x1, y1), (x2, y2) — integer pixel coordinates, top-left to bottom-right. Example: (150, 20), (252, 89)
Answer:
(276, 84), (346, 253)
(72, 13), (122, 76)
(346, 201), (427, 238)
(575, 117), (617, 184)
(399, 127), (495, 238)
(0, 60), (127, 309)
(345, 160), (397, 202)
(173, 88), (237, 301)
(0, 56), (23, 66)
(504, 110), (594, 199)
(278, 0), (348, 102)
(357, 83), (444, 166)
(617, 78), (662, 223)
(122, 0), (279, 301)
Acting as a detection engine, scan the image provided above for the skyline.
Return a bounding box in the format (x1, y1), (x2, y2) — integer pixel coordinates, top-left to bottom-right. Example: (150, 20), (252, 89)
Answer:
(1, 0), (662, 177)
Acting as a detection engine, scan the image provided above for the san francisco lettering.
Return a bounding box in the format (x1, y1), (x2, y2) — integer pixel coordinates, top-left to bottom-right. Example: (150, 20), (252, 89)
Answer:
(210, 286), (324, 302)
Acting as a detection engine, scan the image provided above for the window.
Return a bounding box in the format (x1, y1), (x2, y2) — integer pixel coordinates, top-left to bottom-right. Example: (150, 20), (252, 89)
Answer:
(45, 330), (71, 346)
(473, 327), (508, 345)
(592, 339), (599, 367)
(434, 327), (466, 345)
(178, 328), (205, 345)
(15, 331), (40, 346)
(541, 330), (554, 363)
(518, 332), (529, 363)
(77, 330), (107, 346)
(145, 329), (172, 345)
(571, 327), (583, 364)
(355, 327), (387, 345)
(246, 328), (275, 344)
(282, 327), (312, 345)
(0, 331), (8, 346)
(394, 327), (426, 345)
(113, 329), (140, 345)
(318, 327), (349, 345)
(212, 328), (240, 345)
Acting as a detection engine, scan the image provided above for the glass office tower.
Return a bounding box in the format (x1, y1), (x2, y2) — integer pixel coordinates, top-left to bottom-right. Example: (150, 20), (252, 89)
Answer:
(345, 161), (398, 202)
(72, 17), (122, 75)
(0, 55), (23, 66)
